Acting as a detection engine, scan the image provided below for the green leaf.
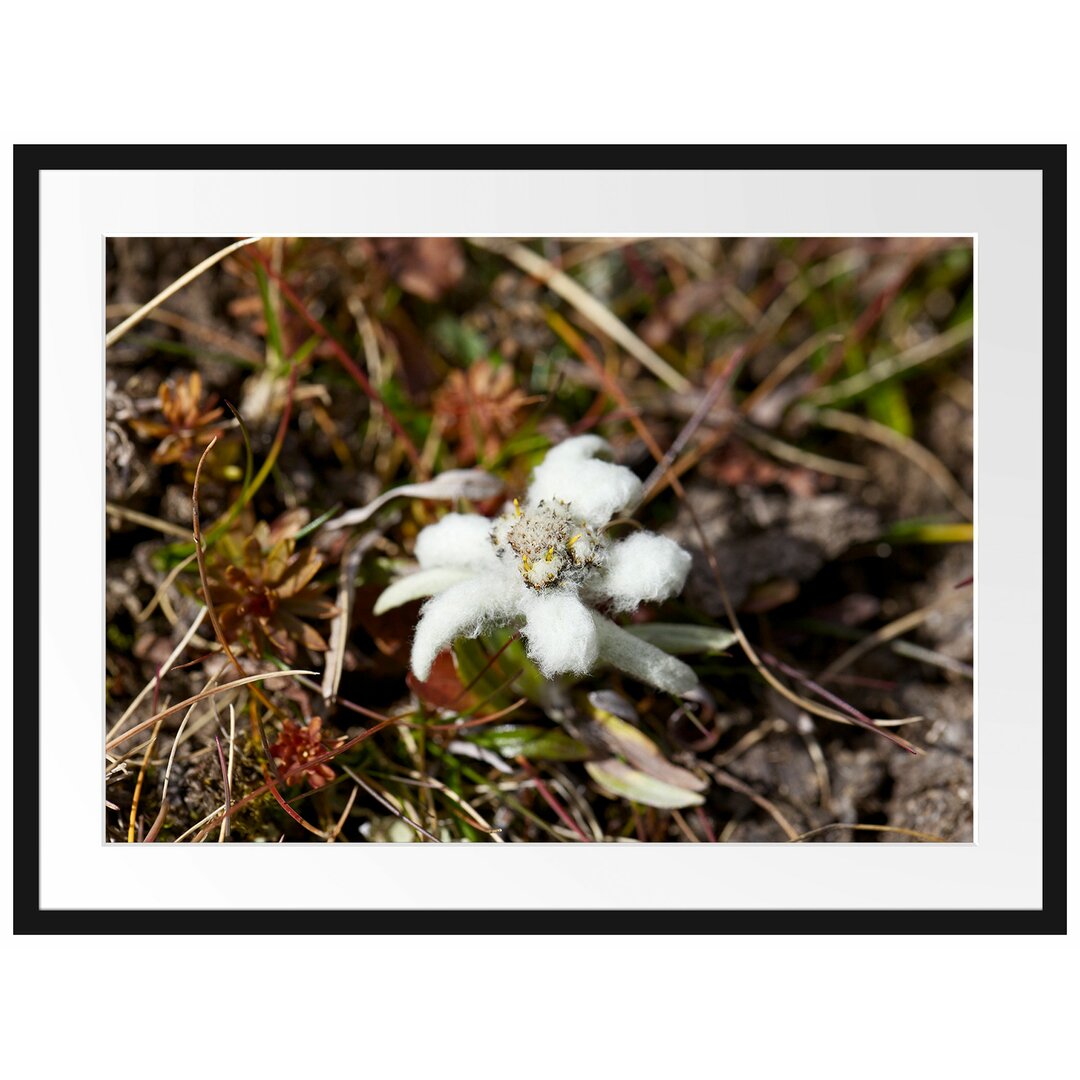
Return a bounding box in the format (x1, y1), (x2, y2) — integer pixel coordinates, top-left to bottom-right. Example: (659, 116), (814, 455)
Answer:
(224, 399), (254, 497)
(254, 262), (286, 372)
(470, 725), (591, 762)
(585, 760), (705, 809)
(623, 623), (737, 656)
(291, 503), (344, 542)
(291, 334), (320, 368)
(884, 520), (973, 544)
(866, 379), (914, 436)
(431, 315), (490, 363)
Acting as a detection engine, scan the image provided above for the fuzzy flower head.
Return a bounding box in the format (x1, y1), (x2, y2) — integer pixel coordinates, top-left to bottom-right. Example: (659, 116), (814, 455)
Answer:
(492, 497), (602, 591)
(376, 436), (699, 696)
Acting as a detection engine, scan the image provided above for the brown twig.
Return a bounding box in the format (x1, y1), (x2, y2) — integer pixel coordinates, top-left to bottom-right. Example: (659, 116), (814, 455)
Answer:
(739, 328), (844, 417)
(711, 768), (800, 842)
(127, 716), (164, 843)
(143, 664), (227, 842)
(759, 650), (918, 755)
(789, 823), (946, 843)
(804, 245), (929, 391)
(213, 734), (231, 841)
(339, 764), (441, 842)
(817, 604), (938, 684)
(447, 631), (522, 709)
(217, 703), (236, 842)
(516, 756), (591, 842)
(425, 696), (528, 732)
(263, 767), (328, 838)
(325, 784), (361, 842)
(105, 668), (316, 751)
(637, 344), (747, 506)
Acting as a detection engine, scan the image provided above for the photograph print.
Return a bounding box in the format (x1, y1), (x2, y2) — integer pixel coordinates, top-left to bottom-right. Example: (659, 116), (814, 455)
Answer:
(104, 234), (974, 845)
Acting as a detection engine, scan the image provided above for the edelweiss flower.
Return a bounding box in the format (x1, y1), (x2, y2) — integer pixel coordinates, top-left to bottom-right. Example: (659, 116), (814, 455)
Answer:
(375, 436), (699, 695)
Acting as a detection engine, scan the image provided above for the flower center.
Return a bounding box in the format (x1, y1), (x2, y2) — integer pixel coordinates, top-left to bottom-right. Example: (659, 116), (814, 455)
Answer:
(491, 498), (603, 590)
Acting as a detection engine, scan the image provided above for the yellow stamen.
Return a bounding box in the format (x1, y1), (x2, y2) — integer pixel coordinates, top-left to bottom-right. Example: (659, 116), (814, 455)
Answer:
(567, 534), (581, 548)
(545, 547), (554, 562)
(522, 553), (532, 573)
(513, 498), (522, 519)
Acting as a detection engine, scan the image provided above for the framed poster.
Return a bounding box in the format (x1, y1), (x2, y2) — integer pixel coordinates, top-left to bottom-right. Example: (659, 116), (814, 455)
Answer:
(13, 145), (1065, 932)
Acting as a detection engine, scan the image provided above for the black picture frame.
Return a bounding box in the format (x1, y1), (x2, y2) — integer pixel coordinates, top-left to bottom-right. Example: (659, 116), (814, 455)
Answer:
(13, 144), (1066, 934)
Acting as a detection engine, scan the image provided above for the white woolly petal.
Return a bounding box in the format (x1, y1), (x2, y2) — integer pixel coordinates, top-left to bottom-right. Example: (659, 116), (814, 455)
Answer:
(414, 513), (498, 571)
(591, 612), (700, 696)
(539, 434), (611, 466)
(592, 532), (692, 612)
(519, 590), (600, 677)
(527, 436), (642, 527)
(410, 572), (522, 680)
(373, 566), (475, 615)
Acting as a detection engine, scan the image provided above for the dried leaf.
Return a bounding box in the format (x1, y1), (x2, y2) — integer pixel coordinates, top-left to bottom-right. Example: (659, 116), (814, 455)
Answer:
(373, 237), (465, 302)
(740, 578), (800, 614)
(277, 610), (330, 652)
(407, 650), (467, 709)
(321, 534), (373, 703)
(585, 760), (705, 809)
(325, 470), (503, 532)
(589, 706), (707, 793)
(433, 359), (532, 463)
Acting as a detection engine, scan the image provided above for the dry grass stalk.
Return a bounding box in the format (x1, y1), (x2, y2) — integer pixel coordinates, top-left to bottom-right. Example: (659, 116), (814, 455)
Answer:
(106, 236), (262, 347)
(471, 237), (692, 393)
